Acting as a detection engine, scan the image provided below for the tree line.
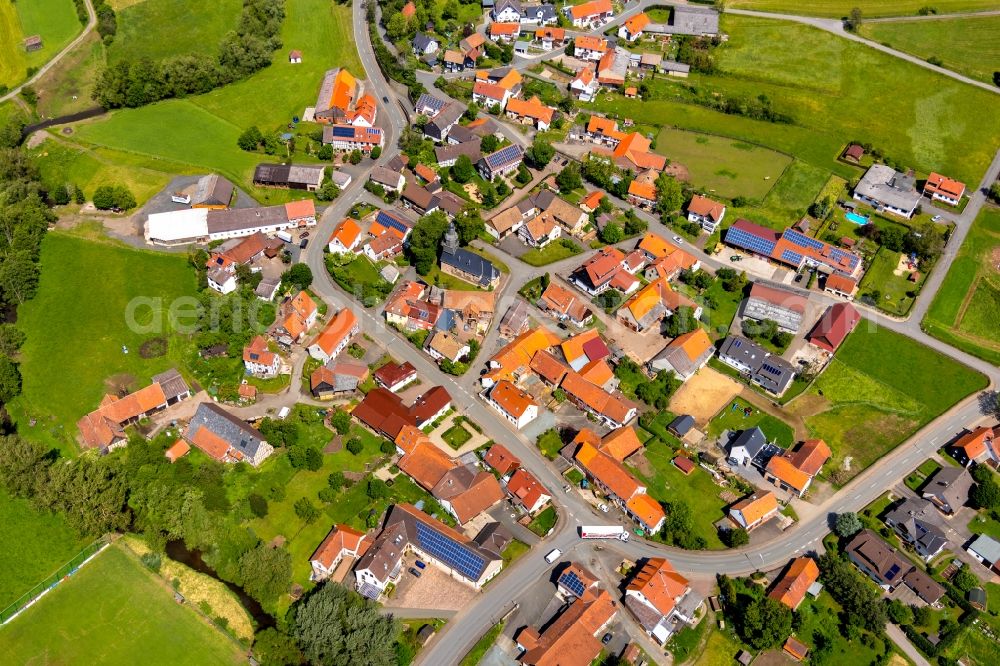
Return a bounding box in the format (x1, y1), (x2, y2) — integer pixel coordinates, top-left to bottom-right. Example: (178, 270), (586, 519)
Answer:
(93, 0), (286, 109)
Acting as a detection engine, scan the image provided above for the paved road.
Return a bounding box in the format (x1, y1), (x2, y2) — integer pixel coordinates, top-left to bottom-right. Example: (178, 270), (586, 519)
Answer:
(0, 0), (96, 106)
(726, 8), (1000, 95)
(324, 3), (1000, 663)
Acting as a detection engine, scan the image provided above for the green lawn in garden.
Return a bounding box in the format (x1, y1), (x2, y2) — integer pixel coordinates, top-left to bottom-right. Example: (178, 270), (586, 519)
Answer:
(442, 423), (472, 450)
(501, 540), (530, 567)
(629, 443), (728, 550)
(859, 16), (1000, 85)
(968, 513), (1000, 542)
(727, 0), (1000, 17)
(654, 127), (792, 200)
(108, 0), (242, 63)
(520, 239), (584, 266)
(792, 592), (890, 666)
(527, 506), (557, 536)
(0, 488), (89, 610)
(924, 206), (1000, 365)
(458, 621), (504, 666)
(857, 247), (924, 316)
(590, 15), (1000, 186)
(683, 625), (746, 666)
(706, 397), (795, 448)
(791, 323), (987, 483)
(7, 232), (199, 455)
(0, 545), (243, 665)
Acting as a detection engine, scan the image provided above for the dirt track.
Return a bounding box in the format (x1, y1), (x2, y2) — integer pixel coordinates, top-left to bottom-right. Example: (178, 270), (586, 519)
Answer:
(669, 367), (742, 425)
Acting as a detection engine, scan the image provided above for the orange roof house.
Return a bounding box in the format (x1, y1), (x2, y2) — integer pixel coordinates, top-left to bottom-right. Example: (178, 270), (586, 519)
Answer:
(764, 439), (831, 497)
(165, 439), (190, 462)
(506, 468), (550, 514)
(482, 326), (560, 386)
(628, 179), (657, 203)
(576, 442), (640, 501)
(601, 426), (643, 462)
(329, 218), (362, 252)
(687, 194), (726, 225)
(625, 557), (689, 619)
(729, 491), (779, 530)
(649, 328), (714, 380)
(581, 190), (604, 212)
(519, 589), (617, 666)
(483, 443), (521, 476)
(308, 308), (358, 362)
(768, 557), (819, 610)
(569, 0), (613, 21)
(490, 22), (521, 38)
(611, 132), (667, 171)
(505, 96), (555, 128)
(529, 349), (571, 386)
(398, 437), (458, 491)
(309, 524), (370, 581)
(951, 426), (996, 466)
(574, 35), (609, 54)
(621, 12), (651, 39)
(784, 636), (810, 661)
(626, 494), (666, 532)
(924, 172), (966, 203)
(78, 381), (170, 450)
(637, 233), (676, 259)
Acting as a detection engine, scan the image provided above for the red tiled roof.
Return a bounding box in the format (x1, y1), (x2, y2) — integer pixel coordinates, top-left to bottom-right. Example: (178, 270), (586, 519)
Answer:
(768, 557), (819, 610)
(808, 303), (860, 353)
(484, 443), (520, 475)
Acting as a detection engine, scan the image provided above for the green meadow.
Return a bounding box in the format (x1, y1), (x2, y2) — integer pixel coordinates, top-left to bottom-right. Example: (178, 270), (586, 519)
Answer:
(727, 0), (1000, 17)
(0, 0), (82, 88)
(108, 0), (242, 63)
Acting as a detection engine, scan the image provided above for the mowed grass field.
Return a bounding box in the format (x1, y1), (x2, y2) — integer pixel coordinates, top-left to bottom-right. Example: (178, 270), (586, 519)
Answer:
(654, 127), (791, 200)
(1, 544), (244, 665)
(0, 0), (83, 87)
(8, 232), (199, 455)
(727, 0), (1000, 17)
(859, 16), (1000, 85)
(108, 0), (242, 63)
(0, 488), (87, 609)
(924, 206), (1000, 364)
(591, 15), (1000, 186)
(788, 323), (987, 483)
(64, 0), (362, 193)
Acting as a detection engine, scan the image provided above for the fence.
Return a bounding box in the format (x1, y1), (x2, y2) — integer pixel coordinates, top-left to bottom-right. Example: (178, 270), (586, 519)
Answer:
(0, 538), (109, 626)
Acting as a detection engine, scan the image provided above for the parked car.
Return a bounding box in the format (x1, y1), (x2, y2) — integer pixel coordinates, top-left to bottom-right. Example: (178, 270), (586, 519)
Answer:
(730, 255), (742, 262)
(932, 214), (942, 222)
(602, 633), (613, 645)
(598, 503), (609, 513)
(794, 272), (804, 282)
(299, 231), (310, 239)
(544, 548), (562, 564)
(408, 567), (422, 577)
(672, 235), (684, 244)
(299, 238), (309, 249)
(415, 561), (426, 569)
(563, 484), (572, 493)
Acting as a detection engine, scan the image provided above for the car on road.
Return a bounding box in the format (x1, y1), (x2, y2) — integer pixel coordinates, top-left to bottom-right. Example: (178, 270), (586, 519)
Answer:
(383, 96), (389, 103)
(598, 503), (609, 513)
(408, 567), (421, 577)
(730, 255), (742, 262)
(602, 633), (613, 645)
(544, 548), (562, 564)
(563, 484), (572, 493)
(932, 214), (942, 222)
(672, 235), (684, 244)
(299, 238), (309, 249)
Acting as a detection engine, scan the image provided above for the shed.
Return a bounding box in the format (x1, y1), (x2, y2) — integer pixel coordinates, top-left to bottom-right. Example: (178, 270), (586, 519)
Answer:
(23, 35), (43, 52)
(737, 650), (754, 666)
(969, 587), (987, 611)
(416, 623), (437, 645)
(669, 414), (695, 437)
(289, 49), (302, 63)
(672, 456), (695, 475)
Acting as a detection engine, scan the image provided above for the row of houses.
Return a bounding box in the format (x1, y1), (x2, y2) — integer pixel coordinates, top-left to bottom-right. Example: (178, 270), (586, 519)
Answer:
(146, 198), (318, 246)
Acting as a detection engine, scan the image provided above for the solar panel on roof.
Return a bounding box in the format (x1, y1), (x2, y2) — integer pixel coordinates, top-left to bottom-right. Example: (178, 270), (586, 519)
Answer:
(414, 522), (485, 580)
(558, 571), (586, 597)
(377, 211), (412, 234)
(886, 564), (901, 581)
(761, 363), (783, 376)
(332, 126), (356, 137)
(726, 227), (776, 256)
(487, 145), (523, 168)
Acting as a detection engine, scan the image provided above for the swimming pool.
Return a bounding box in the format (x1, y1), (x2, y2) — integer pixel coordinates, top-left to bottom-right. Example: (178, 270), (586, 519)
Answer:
(845, 211), (869, 225)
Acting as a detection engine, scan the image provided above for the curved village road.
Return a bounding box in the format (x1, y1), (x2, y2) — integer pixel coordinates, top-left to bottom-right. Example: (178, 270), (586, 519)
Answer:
(297, 2), (1000, 663)
(0, 0), (97, 106)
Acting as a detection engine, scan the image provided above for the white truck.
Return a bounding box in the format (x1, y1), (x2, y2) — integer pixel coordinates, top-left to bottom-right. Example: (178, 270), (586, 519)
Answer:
(276, 230), (293, 243)
(579, 525), (629, 542)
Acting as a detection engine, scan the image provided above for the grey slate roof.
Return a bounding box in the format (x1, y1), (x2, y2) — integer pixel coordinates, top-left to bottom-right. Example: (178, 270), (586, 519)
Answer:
(854, 164), (922, 212)
(968, 534), (1000, 564)
(884, 498), (948, 557)
(441, 246), (500, 286)
(669, 414), (695, 436)
(413, 32), (436, 52)
(727, 427), (767, 461)
(718, 335), (796, 394)
(152, 368), (189, 401)
(186, 402), (268, 460)
(193, 174), (234, 207)
(922, 466), (973, 512)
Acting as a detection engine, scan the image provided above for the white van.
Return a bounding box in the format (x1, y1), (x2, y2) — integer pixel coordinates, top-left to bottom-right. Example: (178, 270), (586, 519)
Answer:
(544, 548), (562, 564)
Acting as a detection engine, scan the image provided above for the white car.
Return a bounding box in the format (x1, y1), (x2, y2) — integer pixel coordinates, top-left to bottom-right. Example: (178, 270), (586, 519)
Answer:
(932, 214), (942, 222)
(544, 548), (562, 564)
(672, 235), (684, 244)
(598, 503), (609, 513)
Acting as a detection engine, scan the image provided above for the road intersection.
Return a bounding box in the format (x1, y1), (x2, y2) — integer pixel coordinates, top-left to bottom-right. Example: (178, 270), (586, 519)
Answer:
(294, 3), (1000, 662)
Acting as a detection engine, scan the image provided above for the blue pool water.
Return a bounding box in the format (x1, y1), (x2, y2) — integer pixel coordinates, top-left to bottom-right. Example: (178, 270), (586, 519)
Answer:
(845, 211), (869, 225)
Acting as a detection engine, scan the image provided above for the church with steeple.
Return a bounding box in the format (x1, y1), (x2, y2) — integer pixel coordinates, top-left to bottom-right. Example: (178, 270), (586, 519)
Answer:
(439, 222), (501, 289)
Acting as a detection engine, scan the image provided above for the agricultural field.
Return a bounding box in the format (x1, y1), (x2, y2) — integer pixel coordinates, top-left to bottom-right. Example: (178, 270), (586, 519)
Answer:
(859, 16), (1000, 85)
(31, 136), (195, 203)
(726, 0), (1000, 17)
(108, 0), (242, 63)
(788, 323), (987, 483)
(0, 545), (244, 665)
(7, 232), (199, 455)
(0, 0), (82, 88)
(924, 206), (1000, 365)
(51, 0), (360, 193)
(0, 488), (88, 610)
(591, 15), (1000, 186)
(654, 127), (792, 200)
